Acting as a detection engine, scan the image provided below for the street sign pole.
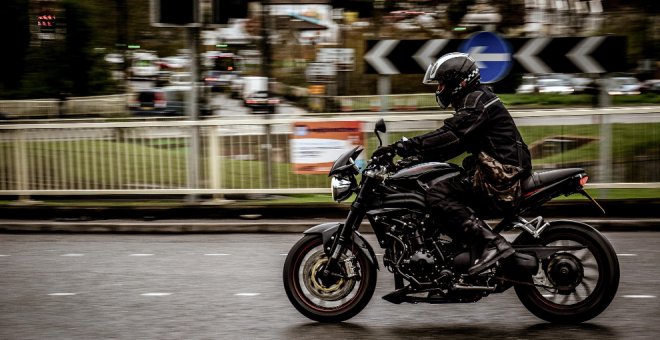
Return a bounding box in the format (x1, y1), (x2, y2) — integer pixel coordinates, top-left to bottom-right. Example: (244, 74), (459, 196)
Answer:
(378, 76), (390, 112)
(186, 26), (201, 203)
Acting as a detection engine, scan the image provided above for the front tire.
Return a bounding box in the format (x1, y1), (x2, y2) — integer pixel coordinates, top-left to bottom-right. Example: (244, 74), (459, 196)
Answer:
(513, 222), (619, 323)
(283, 235), (377, 322)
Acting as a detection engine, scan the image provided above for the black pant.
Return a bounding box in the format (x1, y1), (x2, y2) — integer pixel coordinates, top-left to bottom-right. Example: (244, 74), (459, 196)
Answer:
(426, 174), (481, 239)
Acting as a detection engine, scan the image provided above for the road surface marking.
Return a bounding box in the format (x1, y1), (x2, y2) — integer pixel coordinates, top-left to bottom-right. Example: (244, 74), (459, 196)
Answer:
(0, 255), (10, 257)
(617, 254), (638, 257)
(623, 295), (656, 298)
(61, 254), (84, 257)
(141, 293), (172, 296)
(130, 254), (154, 256)
(48, 293), (77, 296)
(279, 254), (287, 256)
(235, 293), (260, 297)
(204, 254), (230, 256)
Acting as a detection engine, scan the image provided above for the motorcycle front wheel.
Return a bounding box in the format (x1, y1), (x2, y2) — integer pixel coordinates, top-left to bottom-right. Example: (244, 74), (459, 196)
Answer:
(283, 234), (377, 323)
(513, 222), (620, 323)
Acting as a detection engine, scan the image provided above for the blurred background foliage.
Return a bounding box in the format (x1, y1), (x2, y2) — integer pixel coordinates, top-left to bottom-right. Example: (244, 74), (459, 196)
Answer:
(0, 0), (658, 99)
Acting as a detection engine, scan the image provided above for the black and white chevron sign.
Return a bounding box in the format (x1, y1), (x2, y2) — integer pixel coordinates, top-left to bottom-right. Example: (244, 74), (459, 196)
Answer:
(364, 36), (626, 75)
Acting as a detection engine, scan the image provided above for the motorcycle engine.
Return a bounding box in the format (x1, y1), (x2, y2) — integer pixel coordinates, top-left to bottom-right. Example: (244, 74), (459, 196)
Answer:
(381, 213), (453, 287)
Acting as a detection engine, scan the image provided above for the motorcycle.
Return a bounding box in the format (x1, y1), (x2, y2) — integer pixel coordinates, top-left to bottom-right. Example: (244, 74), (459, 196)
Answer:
(283, 119), (619, 324)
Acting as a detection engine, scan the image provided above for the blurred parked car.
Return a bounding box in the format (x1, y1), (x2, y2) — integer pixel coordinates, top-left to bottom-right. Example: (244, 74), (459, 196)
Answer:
(129, 86), (187, 117)
(516, 75), (538, 94)
(130, 52), (160, 79)
(570, 76), (594, 94)
(536, 77), (574, 94)
(204, 70), (236, 92)
(607, 77), (641, 95)
(243, 91), (279, 114)
(104, 53), (124, 65)
(640, 79), (660, 94)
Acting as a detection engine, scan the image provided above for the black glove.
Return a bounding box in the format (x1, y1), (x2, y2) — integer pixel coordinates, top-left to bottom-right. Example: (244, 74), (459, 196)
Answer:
(392, 139), (416, 157)
(373, 139), (416, 159)
(372, 144), (396, 159)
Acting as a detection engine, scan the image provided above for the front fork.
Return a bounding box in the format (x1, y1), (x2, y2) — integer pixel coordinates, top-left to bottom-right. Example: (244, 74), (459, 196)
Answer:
(322, 176), (376, 278)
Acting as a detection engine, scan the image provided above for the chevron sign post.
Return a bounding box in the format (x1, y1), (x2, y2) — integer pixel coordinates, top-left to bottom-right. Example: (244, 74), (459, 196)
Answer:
(364, 35), (626, 76)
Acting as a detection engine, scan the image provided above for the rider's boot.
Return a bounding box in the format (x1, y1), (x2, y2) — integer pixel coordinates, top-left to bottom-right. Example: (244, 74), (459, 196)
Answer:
(463, 216), (515, 276)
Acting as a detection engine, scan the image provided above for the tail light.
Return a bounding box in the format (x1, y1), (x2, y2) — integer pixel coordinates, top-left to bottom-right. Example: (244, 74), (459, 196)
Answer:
(268, 99), (280, 104)
(579, 175), (589, 186)
(154, 92), (166, 108)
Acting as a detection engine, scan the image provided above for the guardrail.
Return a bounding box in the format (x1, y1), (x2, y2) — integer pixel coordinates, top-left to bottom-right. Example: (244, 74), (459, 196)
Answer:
(1, 108), (659, 199)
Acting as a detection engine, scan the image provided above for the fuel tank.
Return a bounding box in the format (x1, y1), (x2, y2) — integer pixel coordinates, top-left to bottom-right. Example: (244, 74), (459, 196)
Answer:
(386, 162), (462, 192)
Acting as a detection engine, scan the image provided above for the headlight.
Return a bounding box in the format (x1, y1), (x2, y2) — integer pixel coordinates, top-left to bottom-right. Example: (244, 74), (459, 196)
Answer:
(331, 177), (353, 202)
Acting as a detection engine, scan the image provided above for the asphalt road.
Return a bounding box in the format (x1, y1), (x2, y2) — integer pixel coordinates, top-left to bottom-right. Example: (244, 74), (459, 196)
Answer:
(1, 232), (658, 340)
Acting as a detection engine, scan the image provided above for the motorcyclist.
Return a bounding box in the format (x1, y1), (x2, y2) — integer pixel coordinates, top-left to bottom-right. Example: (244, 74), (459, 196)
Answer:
(374, 52), (532, 275)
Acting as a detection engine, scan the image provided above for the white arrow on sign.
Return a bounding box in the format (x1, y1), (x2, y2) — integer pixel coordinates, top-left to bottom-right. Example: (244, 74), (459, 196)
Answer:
(412, 39), (448, 70)
(364, 40), (399, 75)
(513, 37), (552, 74)
(466, 46), (511, 69)
(567, 36), (606, 74)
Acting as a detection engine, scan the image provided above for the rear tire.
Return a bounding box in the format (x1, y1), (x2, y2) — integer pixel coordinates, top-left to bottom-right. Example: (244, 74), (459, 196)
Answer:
(283, 235), (377, 322)
(513, 222), (619, 323)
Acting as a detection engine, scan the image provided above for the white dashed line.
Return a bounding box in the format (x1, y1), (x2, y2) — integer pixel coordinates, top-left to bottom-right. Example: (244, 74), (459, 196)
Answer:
(279, 254), (288, 256)
(617, 254), (638, 257)
(623, 295), (656, 299)
(48, 293), (77, 296)
(204, 254), (230, 256)
(61, 254), (84, 257)
(0, 255), (10, 257)
(129, 254), (154, 256)
(141, 293), (172, 296)
(235, 293), (261, 297)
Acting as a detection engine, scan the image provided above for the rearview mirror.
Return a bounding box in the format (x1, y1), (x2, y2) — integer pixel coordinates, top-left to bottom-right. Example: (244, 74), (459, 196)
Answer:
(374, 118), (386, 147)
(375, 118), (387, 133)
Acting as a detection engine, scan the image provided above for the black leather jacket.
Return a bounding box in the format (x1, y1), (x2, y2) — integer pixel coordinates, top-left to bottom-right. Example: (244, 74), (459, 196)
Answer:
(402, 85), (531, 173)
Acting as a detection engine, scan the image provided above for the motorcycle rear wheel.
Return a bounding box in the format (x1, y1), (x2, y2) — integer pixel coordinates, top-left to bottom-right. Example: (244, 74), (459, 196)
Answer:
(283, 234), (377, 323)
(513, 222), (620, 323)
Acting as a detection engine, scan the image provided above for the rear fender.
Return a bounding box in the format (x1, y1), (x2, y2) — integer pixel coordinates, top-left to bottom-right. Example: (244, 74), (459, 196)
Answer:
(304, 222), (379, 270)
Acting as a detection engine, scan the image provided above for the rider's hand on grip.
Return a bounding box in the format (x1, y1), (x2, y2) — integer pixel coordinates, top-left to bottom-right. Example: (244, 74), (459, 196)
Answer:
(372, 145), (396, 161)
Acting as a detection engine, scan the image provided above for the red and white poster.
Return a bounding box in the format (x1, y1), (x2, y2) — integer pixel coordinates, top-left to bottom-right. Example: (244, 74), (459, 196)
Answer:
(290, 121), (364, 174)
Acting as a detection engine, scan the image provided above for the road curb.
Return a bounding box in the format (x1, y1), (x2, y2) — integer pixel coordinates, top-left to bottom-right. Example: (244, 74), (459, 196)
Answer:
(1, 199), (658, 233)
(1, 217), (658, 234)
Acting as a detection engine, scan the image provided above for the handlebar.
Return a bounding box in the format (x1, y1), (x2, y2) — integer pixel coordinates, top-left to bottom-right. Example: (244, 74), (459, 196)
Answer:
(368, 152), (422, 174)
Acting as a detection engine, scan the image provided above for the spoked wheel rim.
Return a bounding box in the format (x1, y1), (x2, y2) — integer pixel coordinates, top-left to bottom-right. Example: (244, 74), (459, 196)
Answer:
(294, 241), (365, 312)
(532, 238), (599, 306)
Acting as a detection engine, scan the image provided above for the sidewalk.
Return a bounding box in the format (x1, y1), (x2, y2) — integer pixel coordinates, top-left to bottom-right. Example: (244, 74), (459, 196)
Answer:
(1, 198), (658, 233)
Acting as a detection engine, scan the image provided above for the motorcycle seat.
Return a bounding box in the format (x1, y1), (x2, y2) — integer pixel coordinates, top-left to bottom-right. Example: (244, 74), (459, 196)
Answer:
(521, 168), (585, 193)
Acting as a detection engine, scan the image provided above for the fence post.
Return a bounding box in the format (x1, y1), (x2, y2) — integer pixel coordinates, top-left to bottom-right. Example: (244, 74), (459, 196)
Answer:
(597, 113), (612, 199)
(206, 126), (232, 204)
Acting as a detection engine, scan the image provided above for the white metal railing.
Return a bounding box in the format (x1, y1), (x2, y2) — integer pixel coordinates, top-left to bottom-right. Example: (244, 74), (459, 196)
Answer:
(1, 108), (659, 198)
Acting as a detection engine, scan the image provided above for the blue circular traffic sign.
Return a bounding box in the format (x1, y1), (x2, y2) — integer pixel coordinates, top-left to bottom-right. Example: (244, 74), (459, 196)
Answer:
(459, 31), (512, 83)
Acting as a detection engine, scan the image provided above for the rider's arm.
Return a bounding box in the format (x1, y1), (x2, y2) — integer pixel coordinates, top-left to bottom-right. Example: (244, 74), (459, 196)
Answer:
(404, 127), (464, 162)
(398, 91), (492, 162)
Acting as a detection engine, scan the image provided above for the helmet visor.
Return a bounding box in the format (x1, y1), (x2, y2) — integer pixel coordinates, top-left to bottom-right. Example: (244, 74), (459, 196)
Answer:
(422, 63), (439, 85)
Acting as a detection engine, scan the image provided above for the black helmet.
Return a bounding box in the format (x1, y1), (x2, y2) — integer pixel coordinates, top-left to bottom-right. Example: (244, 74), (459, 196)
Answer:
(422, 52), (480, 109)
